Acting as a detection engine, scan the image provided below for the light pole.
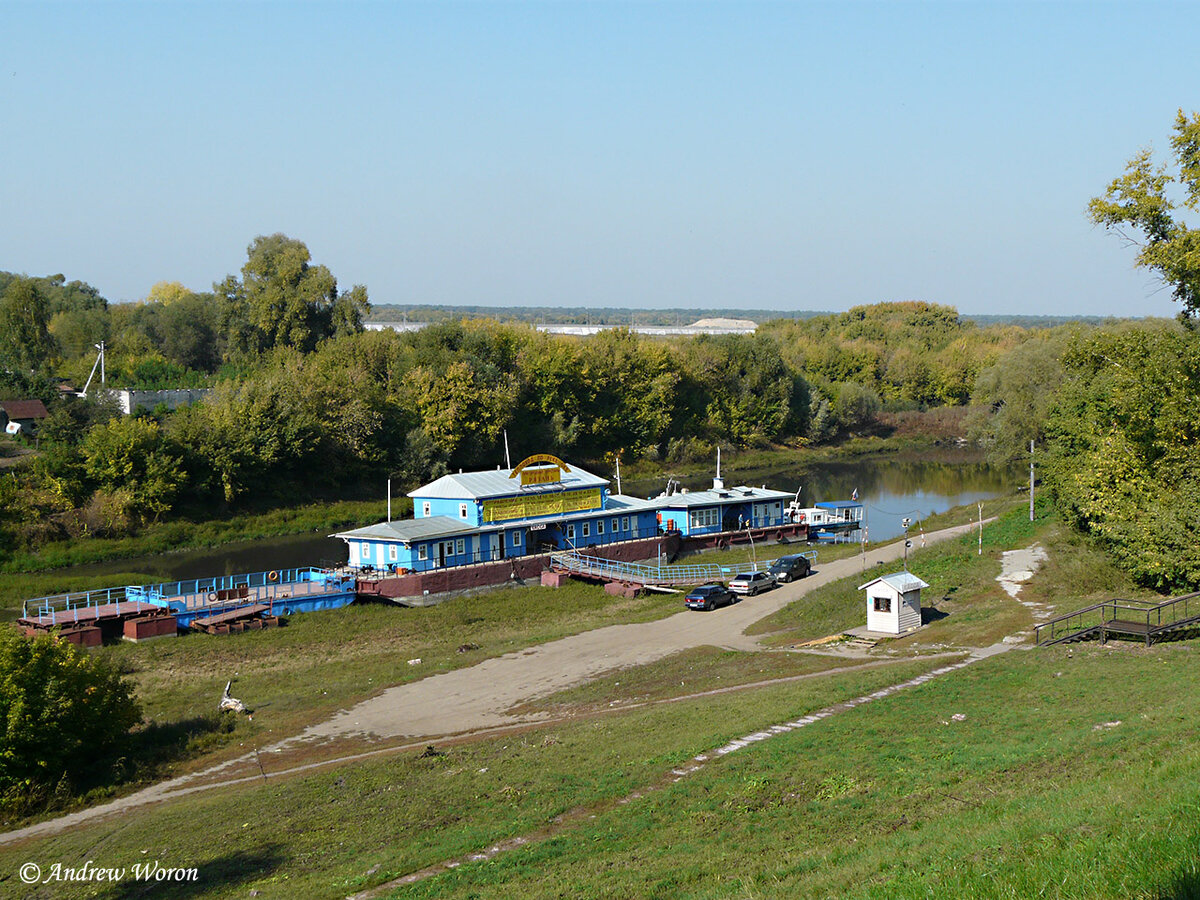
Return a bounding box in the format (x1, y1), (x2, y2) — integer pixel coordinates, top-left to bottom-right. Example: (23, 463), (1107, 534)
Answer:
(386, 471), (404, 523)
(901, 517), (912, 571)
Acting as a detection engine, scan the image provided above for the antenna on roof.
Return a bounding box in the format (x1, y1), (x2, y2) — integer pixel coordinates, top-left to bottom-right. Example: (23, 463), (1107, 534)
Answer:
(503, 430), (512, 470)
(713, 446), (724, 491)
(615, 454), (622, 495)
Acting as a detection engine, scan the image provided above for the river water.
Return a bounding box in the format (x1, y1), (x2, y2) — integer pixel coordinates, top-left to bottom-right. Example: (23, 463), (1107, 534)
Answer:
(70, 449), (1019, 582)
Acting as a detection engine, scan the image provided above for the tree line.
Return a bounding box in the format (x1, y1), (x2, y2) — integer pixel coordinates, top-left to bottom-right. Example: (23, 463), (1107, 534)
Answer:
(7, 105), (1200, 592)
(3, 234), (1043, 552)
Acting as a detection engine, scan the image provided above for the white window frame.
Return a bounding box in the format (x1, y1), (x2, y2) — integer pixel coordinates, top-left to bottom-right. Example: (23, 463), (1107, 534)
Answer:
(566, 524), (575, 541)
(418, 545), (428, 561)
(582, 522), (590, 538)
(513, 530), (523, 547)
(388, 544), (397, 561)
(456, 538), (466, 554)
(621, 516), (629, 531)
(597, 520), (604, 536)
(422, 501), (431, 517)
(460, 503), (469, 519)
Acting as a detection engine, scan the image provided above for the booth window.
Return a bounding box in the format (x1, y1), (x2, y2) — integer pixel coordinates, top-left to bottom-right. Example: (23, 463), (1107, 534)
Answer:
(873, 596), (891, 613)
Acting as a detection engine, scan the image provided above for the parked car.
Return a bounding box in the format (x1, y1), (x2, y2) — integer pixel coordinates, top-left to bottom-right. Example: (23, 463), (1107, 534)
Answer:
(684, 583), (738, 611)
(729, 571), (776, 596)
(768, 554), (812, 583)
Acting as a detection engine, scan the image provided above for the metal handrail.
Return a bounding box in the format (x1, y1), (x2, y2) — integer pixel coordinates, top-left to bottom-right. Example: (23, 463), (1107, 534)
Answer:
(22, 567), (343, 619)
(550, 551), (728, 585)
(1037, 592), (1200, 645)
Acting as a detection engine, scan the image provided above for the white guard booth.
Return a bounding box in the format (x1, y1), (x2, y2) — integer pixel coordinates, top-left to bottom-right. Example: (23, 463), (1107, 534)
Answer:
(859, 571), (929, 635)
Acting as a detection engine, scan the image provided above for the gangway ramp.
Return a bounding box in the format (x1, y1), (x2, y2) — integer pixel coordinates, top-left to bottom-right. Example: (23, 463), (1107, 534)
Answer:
(1036, 591), (1200, 647)
(550, 552), (728, 588)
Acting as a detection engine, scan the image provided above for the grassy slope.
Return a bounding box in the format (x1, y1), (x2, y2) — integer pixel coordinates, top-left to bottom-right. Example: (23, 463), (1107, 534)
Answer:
(2, 659), (947, 900)
(10, 582), (684, 818)
(6, 499), (1192, 898)
(396, 645), (1200, 900)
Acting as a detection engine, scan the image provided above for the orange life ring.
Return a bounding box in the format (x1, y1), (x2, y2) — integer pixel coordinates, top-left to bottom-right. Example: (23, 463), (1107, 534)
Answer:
(268, 570), (279, 582)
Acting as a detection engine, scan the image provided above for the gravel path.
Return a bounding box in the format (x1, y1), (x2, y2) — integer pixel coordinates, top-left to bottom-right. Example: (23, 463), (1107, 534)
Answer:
(0, 519), (987, 845)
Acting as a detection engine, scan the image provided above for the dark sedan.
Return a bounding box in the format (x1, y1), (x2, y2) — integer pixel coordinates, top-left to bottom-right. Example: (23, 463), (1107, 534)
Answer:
(685, 583), (738, 611)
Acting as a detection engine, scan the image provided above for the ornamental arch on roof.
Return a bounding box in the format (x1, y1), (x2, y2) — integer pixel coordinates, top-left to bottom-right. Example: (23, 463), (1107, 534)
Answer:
(509, 453), (572, 487)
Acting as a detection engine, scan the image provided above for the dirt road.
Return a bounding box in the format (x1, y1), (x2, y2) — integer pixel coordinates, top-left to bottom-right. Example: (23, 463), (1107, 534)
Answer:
(0, 520), (984, 845)
(298, 521), (982, 743)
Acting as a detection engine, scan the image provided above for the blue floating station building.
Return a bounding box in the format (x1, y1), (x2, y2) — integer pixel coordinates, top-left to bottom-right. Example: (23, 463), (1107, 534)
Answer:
(334, 453), (801, 578)
(15, 453), (867, 638)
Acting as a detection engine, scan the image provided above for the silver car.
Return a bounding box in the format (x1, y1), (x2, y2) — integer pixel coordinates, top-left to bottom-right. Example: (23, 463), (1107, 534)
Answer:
(728, 571), (776, 596)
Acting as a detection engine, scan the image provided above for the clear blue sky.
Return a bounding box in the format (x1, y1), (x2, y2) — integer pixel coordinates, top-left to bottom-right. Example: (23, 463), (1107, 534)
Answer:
(2, 1), (1196, 317)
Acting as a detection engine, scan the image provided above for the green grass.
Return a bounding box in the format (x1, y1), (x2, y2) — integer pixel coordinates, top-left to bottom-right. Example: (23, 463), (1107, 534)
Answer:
(12, 644), (1200, 899)
(3, 581), (685, 818)
(387, 645), (1200, 900)
(508, 646), (876, 716)
(4, 493), (1194, 898)
(0, 658), (948, 899)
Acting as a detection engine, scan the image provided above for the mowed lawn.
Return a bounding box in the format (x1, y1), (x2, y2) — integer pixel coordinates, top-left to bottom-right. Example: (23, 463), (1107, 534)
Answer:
(6, 499), (1195, 898)
(7, 644), (1200, 899)
(393, 644), (1200, 900)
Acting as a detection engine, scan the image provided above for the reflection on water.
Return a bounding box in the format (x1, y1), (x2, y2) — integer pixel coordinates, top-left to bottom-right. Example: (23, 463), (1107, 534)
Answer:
(65, 531), (348, 582)
(627, 448), (1020, 544)
(69, 450), (1019, 583)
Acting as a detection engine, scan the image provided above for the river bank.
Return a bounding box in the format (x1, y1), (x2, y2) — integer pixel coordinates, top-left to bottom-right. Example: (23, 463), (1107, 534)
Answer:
(4, 421), (979, 579)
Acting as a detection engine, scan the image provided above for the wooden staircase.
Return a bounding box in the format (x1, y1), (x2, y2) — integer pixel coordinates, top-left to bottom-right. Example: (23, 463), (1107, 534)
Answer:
(1036, 592), (1200, 647)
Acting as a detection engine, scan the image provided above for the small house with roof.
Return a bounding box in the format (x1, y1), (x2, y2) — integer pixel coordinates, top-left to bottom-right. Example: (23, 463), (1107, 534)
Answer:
(859, 571), (928, 635)
(0, 399), (49, 436)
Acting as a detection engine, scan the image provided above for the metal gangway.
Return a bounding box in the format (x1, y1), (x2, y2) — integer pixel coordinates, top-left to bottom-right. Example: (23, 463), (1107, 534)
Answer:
(1036, 591), (1200, 647)
(550, 551), (732, 587)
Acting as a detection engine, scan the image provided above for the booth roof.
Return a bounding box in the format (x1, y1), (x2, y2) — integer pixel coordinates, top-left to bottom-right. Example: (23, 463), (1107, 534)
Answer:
(858, 572), (930, 593)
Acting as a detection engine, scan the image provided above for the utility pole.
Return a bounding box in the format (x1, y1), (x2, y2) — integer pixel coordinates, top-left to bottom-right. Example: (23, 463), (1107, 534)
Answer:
(978, 502), (983, 555)
(1030, 440), (1035, 522)
(901, 517), (911, 571)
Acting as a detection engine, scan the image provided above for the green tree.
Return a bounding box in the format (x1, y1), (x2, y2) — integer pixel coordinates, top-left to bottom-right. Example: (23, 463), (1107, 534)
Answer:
(1044, 322), (1200, 589)
(575, 329), (678, 457)
(81, 417), (186, 521)
(968, 331), (1068, 463)
(1089, 109), (1200, 319)
(215, 234), (371, 357)
(0, 277), (54, 372)
(0, 628), (141, 811)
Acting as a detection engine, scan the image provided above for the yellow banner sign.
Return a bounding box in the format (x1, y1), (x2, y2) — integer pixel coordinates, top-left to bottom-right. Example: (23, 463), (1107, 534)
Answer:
(521, 467), (562, 486)
(482, 488), (601, 523)
(510, 453), (571, 486)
